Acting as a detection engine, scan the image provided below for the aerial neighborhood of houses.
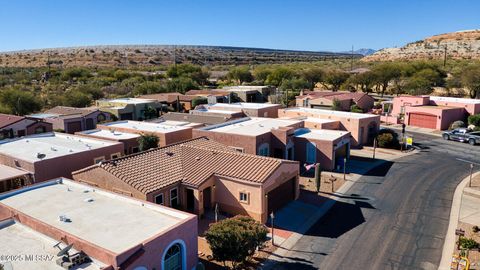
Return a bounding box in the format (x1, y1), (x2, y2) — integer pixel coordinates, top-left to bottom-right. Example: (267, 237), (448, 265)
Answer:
(1, 83), (479, 270)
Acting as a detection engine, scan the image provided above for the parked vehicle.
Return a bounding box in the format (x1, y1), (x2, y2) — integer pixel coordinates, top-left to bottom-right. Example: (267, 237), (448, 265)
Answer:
(442, 128), (480, 145)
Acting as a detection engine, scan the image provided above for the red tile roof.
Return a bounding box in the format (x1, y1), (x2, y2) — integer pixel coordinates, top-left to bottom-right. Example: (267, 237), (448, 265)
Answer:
(73, 137), (297, 194)
(0, 114), (24, 129)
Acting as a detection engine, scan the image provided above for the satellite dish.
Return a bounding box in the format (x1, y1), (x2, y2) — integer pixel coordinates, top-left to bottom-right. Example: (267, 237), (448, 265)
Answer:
(57, 244), (74, 257)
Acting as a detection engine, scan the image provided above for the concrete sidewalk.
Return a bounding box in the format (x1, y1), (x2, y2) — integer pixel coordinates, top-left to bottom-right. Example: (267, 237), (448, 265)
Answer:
(260, 147), (419, 269)
(382, 124), (443, 137)
(439, 172), (480, 270)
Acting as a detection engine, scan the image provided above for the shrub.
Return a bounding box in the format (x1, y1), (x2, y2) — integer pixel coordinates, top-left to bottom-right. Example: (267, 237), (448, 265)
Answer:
(350, 104), (364, 113)
(192, 97), (208, 108)
(450, 120), (466, 130)
(205, 215), (268, 269)
(458, 236), (479, 250)
(468, 114), (480, 127)
(376, 129), (400, 149)
(137, 134), (159, 151)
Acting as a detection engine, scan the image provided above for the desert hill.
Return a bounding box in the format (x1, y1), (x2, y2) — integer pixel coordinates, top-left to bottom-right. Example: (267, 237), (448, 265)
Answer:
(0, 45), (361, 68)
(363, 29), (480, 61)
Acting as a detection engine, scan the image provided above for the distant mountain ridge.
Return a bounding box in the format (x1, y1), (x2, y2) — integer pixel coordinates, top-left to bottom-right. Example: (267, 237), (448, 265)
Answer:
(0, 45), (363, 68)
(340, 48), (376, 56)
(363, 30), (480, 61)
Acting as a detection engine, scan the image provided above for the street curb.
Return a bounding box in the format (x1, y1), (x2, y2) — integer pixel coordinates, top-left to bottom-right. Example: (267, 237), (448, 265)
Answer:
(381, 125), (443, 138)
(260, 149), (419, 269)
(438, 172), (480, 270)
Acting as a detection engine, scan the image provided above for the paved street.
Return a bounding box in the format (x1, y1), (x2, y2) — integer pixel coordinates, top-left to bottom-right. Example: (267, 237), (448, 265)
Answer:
(267, 132), (480, 270)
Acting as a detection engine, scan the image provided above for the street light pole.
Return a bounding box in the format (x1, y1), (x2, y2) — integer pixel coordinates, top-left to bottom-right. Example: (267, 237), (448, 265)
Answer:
(343, 157), (347, 181)
(470, 163), (474, 187)
(270, 211), (275, 246)
(373, 138), (377, 160)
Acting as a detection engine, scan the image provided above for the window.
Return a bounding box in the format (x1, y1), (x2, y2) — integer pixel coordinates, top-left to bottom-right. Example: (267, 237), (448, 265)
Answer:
(257, 143), (269, 157)
(94, 156), (105, 164)
(110, 152), (121, 159)
(34, 126), (46, 134)
(132, 147), (139, 153)
(170, 188), (179, 208)
(164, 243), (182, 270)
(239, 192), (249, 203)
(155, 193), (164, 205)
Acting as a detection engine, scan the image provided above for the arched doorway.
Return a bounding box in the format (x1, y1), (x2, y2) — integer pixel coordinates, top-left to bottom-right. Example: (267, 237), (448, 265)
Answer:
(162, 240), (186, 270)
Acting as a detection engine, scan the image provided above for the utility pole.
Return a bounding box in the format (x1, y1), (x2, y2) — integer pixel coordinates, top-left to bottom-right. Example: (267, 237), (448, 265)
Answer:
(373, 138), (377, 160)
(470, 163), (474, 187)
(443, 45), (447, 68)
(343, 157), (347, 180)
(350, 45), (354, 71)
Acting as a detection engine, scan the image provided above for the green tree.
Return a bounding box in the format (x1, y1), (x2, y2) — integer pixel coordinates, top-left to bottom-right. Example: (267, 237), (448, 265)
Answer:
(133, 81), (164, 96)
(279, 78), (310, 106)
(265, 67), (295, 86)
(321, 69), (350, 91)
(166, 77), (199, 94)
(348, 71), (376, 93)
(331, 98), (342, 111)
(461, 64), (480, 98)
(0, 88), (42, 115)
(167, 64), (209, 85)
(227, 66), (253, 84)
(468, 114), (480, 127)
(142, 105), (158, 120)
(403, 76), (434, 96)
(371, 63), (402, 96)
(138, 133), (159, 151)
(300, 68), (324, 90)
(205, 215), (268, 269)
(63, 90), (93, 107)
(191, 97), (208, 108)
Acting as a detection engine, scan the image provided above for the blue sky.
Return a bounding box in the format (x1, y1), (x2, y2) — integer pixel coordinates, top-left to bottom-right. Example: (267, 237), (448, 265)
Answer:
(0, 0), (479, 52)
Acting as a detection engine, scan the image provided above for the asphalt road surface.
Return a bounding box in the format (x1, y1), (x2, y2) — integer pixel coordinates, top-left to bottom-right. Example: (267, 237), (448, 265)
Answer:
(268, 132), (480, 270)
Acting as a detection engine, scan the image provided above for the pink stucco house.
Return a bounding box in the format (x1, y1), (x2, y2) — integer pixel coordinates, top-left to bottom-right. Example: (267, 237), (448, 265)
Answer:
(0, 132), (124, 193)
(296, 91), (375, 112)
(0, 178), (198, 270)
(29, 106), (111, 134)
(387, 96), (480, 130)
(97, 120), (200, 147)
(278, 107), (380, 146)
(0, 113), (53, 139)
(72, 137), (299, 223)
(192, 117), (351, 171)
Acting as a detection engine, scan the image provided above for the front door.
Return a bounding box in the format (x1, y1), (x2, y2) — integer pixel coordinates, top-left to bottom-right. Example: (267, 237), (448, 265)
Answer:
(186, 189), (195, 213)
(203, 187), (212, 210)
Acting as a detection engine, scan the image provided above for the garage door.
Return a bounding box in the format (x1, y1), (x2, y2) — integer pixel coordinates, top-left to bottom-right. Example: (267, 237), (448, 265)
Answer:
(66, 121), (82, 134)
(267, 177), (296, 214)
(408, 113), (437, 129)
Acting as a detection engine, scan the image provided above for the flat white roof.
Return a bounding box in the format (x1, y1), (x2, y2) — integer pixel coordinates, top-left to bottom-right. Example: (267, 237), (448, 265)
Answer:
(102, 120), (191, 133)
(0, 133), (120, 162)
(430, 96), (480, 104)
(205, 117), (302, 136)
(285, 117), (338, 124)
(194, 108), (240, 115)
(208, 102), (280, 109)
(294, 128), (350, 141)
(0, 179), (191, 254)
(103, 98), (157, 104)
(284, 107), (379, 119)
(0, 219), (104, 270)
(78, 129), (140, 140)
